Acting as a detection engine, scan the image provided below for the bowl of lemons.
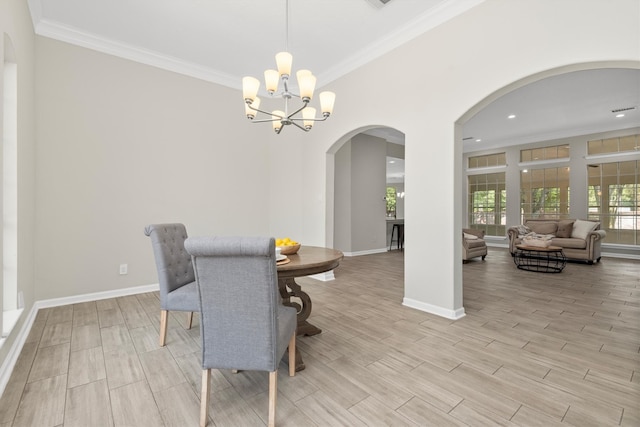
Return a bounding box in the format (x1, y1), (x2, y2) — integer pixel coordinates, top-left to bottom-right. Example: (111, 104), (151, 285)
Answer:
(276, 237), (301, 255)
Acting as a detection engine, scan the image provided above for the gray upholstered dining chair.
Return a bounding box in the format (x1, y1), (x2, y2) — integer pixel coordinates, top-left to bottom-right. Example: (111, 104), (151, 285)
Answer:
(184, 236), (297, 427)
(144, 223), (200, 346)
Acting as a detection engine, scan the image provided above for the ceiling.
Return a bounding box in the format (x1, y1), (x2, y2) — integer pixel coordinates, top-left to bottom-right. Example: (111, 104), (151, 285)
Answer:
(27, 0), (640, 182)
(27, 0), (483, 89)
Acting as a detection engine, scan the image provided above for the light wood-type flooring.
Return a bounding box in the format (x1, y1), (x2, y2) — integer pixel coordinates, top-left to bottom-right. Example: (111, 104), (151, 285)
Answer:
(0, 248), (638, 426)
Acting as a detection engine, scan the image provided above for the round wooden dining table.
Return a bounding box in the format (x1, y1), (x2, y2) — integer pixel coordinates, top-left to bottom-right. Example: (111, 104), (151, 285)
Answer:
(276, 245), (343, 370)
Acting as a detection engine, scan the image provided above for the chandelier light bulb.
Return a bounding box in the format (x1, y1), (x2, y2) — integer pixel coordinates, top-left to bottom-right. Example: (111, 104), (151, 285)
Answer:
(275, 52), (293, 77)
(298, 72), (316, 102)
(302, 107), (316, 130)
(242, 76), (260, 103)
(319, 91), (336, 116)
(264, 69), (279, 94)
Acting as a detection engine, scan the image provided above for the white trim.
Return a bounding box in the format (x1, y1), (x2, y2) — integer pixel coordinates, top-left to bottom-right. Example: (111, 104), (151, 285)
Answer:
(602, 252), (640, 261)
(466, 165), (508, 174)
(402, 298), (466, 320)
(0, 305), (37, 398)
(487, 242), (509, 249)
(518, 157), (570, 168)
(320, 0), (485, 85)
(33, 19), (238, 88)
(28, 0), (484, 90)
(2, 309), (24, 338)
(308, 271), (336, 282)
(342, 248), (389, 257)
(0, 283), (159, 397)
(33, 283), (159, 310)
(585, 152), (640, 162)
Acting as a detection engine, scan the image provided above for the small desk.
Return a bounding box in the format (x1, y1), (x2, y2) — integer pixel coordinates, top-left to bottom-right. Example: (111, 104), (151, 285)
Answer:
(514, 245), (566, 273)
(277, 246), (343, 370)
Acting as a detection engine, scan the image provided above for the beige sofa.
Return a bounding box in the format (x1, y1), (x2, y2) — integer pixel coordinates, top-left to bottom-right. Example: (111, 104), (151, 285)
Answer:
(508, 218), (606, 264)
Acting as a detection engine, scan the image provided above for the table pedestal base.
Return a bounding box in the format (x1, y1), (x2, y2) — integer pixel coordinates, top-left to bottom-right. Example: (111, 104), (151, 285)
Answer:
(278, 277), (322, 371)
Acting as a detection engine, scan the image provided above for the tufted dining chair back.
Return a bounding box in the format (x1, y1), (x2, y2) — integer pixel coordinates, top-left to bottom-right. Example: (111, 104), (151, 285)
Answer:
(184, 236), (297, 427)
(145, 223), (200, 346)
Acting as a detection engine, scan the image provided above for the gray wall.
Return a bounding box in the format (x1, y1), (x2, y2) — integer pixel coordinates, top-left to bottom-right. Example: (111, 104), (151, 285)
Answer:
(333, 134), (387, 254)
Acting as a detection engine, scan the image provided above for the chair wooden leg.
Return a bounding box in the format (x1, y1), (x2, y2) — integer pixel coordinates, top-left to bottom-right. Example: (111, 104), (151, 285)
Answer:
(187, 311), (194, 329)
(200, 369), (211, 427)
(288, 332), (296, 377)
(159, 310), (169, 347)
(268, 371), (277, 427)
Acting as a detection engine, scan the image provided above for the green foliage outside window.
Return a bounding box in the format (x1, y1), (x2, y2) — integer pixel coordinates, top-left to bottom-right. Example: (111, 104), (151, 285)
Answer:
(386, 187), (397, 218)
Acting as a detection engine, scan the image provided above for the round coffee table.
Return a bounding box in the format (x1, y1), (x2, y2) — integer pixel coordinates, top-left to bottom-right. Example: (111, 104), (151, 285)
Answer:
(514, 245), (566, 273)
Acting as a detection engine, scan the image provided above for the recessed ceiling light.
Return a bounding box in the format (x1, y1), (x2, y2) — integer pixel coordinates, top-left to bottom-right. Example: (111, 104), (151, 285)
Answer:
(616, 113), (625, 118)
(508, 114), (516, 119)
(475, 139), (482, 142)
(522, 169), (528, 173)
(389, 160), (395, 164)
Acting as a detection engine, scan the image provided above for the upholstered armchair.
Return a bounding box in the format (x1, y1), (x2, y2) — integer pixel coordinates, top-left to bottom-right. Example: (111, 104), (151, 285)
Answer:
(184, 236), (297, 427)
(462, 228), (488, 263)
(145, 223), (200, 346)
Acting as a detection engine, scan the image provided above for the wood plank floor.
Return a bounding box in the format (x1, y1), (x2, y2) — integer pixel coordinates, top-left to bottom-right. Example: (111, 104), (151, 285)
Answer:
(0, 248), (638, 426)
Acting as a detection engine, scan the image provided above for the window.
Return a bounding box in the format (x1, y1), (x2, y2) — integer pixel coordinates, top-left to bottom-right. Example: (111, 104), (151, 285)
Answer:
(588, 135), (639, 155)
(386, 187), (397, 218)
(588, 161), (639, 245)
(520, 167), (570, 222)
(521, 144), (570, 162)
(468, 172), (506, 236)
(468, 153), (506, 169)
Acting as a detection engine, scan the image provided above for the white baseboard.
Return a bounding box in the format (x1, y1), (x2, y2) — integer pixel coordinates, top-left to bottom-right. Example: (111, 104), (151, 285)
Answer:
(601, 251), (640, 261)
(343, 247), (390, 257)
(402, 298), (466, 320)
(34, 283), (159, 310)
(0, 304), (38, 399)
(0, 283), (159, 398)
(308, 271), (336, 281)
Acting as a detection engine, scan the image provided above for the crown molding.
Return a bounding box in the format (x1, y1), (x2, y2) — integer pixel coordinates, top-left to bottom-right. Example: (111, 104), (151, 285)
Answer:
(318, 0), (485, 85)
(28, 0), (484, 90)
(31, 17), (240, 88)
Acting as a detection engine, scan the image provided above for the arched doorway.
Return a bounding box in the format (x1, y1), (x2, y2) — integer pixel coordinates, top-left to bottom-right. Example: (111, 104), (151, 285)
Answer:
(325, 126), (405, 255)
(456, 62), (640, 303)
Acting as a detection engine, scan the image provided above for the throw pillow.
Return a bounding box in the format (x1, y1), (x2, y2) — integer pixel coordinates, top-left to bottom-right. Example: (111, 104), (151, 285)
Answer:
(571, 219), (598, 240)
(463, 232), (478, 240)
(556, 220), (575, 238)
(527, 222), (558, 235)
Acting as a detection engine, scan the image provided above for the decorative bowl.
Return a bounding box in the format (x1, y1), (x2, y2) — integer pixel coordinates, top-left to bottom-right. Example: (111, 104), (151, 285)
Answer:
(278, 243), (301, 255)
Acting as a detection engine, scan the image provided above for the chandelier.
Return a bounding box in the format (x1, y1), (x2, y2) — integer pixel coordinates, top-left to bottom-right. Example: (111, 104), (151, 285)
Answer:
(241, 0), (335, 134)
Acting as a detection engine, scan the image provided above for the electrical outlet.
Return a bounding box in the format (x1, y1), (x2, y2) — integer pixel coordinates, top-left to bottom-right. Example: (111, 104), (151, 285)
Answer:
(17, 291), (24, 309)
(119, 264), (128, 275)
